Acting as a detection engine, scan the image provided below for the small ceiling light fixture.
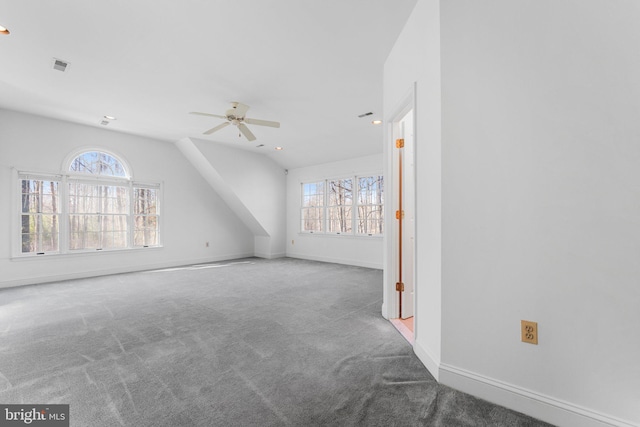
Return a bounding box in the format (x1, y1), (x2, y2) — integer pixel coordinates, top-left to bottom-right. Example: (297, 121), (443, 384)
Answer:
(275, 146), (283, 151)
(0, 24), (9, 35)
(372, 120), (382, 125)
(103, 115), (116, 120)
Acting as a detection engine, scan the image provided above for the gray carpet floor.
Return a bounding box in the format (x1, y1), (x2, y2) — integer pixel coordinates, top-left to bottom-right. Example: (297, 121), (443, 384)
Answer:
(0, 257), (553, 426)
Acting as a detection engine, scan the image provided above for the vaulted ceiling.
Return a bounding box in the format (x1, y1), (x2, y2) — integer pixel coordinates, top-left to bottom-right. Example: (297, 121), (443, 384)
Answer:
(0, 1), (417, 169)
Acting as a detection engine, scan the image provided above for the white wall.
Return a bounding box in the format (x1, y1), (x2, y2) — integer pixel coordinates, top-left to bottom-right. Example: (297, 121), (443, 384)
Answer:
(192, 140), (287, 259)
(286, 154), (383, 269)
(440, 1), (640, 426)
(0, 109), (255, 288)
(383, 0), (442, 379)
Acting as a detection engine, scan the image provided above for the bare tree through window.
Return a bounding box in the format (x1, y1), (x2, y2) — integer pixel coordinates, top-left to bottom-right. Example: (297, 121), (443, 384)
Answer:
(328, 178), (352, 233)
(20, 178), (60, 253)
(301, 182), (324, 232)
(300, 175), (383, 236)
(357, 176), (384, 235)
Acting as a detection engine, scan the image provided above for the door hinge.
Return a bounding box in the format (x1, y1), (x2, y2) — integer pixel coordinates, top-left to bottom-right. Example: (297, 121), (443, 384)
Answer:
(396, 138), (405, 148)
(396, 282), (405, 292)
(395, 210), (404, 220)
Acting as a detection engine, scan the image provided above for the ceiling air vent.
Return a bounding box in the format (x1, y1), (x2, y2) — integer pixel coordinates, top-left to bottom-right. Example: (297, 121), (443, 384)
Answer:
(358, 112), (373, 118)
(52, 58), (70, 72)
(100, 120), (109, 126)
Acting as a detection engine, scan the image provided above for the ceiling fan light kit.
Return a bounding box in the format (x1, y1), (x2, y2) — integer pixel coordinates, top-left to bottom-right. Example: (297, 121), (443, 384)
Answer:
(190, 102), (280, 142)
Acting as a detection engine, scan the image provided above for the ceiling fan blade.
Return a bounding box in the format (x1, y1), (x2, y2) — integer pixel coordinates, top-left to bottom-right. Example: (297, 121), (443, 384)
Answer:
(238, 123), (256, 141)
(232, 102), (250, 118)
(190, 112), (227, 119)
(245, 118), (280, 128)
(203, 121), (230, 135)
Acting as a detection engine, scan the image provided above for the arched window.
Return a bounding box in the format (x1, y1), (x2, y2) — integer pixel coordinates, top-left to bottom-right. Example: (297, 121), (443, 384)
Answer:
(17, 149), (160, 256)
(68, 150), (128, 177)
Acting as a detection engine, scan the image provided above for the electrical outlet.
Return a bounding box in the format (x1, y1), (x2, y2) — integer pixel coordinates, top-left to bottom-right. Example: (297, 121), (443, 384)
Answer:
(521, 320), (538, 345)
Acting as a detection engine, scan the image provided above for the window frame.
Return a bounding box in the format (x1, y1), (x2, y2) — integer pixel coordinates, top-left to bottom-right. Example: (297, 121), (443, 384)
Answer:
(17, 172), (63, 255)
(12, 150), (163, 258)
(327, 177), (353, 235)
(300, 181), (325, 234)
(356, 175), (384, 236)
(299, 173), (384, 237)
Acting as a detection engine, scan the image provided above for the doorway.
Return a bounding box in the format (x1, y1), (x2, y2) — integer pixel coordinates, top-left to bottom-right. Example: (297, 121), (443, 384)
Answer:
(390, 105), (416, 342)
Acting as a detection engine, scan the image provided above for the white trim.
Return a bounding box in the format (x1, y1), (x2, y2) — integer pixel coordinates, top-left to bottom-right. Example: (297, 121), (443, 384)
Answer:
(11, 168), (20, 258)
(300, 173), (384, 236)
(62, 146), (133, 179)
(439, 364), (638, 427)
(14, 165), (163, 257)
(383, 82), (417, 320)
(254, 251), (286, 259)
(287, 253), (382, 270)
(0, 252), (255, 290)
(10, 245), (162, 261)
(296, 232), (382, 240)
(413, 338), (440, 381)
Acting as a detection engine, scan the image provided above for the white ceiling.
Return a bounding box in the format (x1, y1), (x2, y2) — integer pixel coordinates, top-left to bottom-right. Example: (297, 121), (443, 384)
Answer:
(0, 1), (417, 169)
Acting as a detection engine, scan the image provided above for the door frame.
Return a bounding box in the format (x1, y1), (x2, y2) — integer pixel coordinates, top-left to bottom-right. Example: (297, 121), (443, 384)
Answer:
(382, 83), (417, 329)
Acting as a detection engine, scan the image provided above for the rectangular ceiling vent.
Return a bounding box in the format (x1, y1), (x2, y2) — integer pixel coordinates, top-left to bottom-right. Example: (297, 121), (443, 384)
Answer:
(52, 58), (70, 72)
(100, 120), (109, 126)
(358, 112), (373, 118)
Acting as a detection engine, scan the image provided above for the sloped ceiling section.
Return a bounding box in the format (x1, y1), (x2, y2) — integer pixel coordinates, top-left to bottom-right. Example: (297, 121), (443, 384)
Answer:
(176, 138), (286, 259)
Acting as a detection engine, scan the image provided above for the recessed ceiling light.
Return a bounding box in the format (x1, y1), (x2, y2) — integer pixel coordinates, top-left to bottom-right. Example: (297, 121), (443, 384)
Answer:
(275, 146), (283, 151)
(372, 120), (382, 125)
(104, 115), (116, 120)
(0, 25), (9, 35)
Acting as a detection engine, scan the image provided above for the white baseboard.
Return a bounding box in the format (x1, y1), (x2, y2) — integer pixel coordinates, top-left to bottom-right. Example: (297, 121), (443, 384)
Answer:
(413, 338), (440, 381)
(286, 253), (382, 270)
(439, 364), (638, 427)
(254, 251), (286, 259)
(381, 303), (389, 319)
(0, 252), (255, 289)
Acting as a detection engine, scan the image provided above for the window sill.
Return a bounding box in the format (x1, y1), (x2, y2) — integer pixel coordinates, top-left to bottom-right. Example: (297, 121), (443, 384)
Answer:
(298, 232), (383, 239)
(10, 246), (163, 261)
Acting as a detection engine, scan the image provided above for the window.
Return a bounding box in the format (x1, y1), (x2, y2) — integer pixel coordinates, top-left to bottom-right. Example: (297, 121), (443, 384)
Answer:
(328, 178), (352, 233)
(301, 182), (324, 232)
(357, 176), (384, 235)
(69, 151), (127, 177)
(16, 150), (161, 256)
(20, 176), (61, 254)
(133, 186), (160, 247)
(68, 182), (129, 250)
(300, 174), (383, 236)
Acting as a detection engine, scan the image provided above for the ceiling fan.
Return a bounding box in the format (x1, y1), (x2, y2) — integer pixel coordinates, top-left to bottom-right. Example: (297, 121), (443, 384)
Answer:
(189, 102), (280, 142)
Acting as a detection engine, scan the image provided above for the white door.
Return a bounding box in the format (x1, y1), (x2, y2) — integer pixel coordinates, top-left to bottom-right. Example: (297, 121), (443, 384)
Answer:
(400, 110), (415, 319)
